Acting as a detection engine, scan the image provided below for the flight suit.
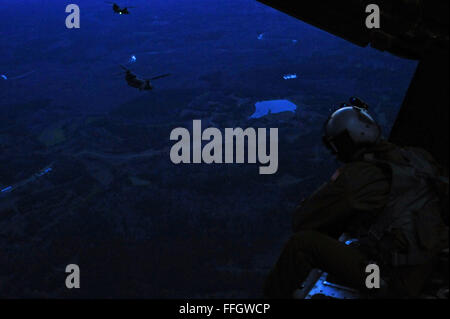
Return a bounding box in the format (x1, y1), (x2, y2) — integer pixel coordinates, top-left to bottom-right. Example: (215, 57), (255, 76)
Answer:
(264, 141), (448, 298)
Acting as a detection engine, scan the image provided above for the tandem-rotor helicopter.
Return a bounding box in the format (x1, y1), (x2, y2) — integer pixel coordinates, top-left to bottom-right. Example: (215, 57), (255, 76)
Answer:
(119, 65), (171, 91)
(106, 2), (135, 15)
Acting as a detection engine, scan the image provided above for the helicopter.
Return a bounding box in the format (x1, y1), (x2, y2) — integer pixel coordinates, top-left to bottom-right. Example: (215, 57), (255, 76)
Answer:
(119, 65), (171, 91)
(106, 2), (134, 15)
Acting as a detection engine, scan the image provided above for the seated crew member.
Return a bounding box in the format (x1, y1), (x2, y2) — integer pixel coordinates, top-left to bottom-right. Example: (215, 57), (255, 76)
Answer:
(264, 98), (449, 299)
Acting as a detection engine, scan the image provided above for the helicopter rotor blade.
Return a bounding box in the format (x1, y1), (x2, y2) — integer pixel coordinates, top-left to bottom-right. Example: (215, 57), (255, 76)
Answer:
(119, 64), (130, 72)
(150, 74), (172, 81)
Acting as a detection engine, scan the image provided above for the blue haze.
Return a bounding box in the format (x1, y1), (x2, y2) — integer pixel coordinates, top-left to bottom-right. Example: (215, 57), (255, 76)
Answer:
(0, 0), (418, 298)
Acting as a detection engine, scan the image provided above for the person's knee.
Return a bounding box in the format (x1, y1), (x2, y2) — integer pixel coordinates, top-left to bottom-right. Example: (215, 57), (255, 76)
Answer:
(291, 230), (320, 241)
(286, 230), (322, 252)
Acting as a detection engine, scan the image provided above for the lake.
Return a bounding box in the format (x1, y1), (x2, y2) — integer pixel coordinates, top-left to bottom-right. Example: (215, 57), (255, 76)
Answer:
(250, 99), (297, 118)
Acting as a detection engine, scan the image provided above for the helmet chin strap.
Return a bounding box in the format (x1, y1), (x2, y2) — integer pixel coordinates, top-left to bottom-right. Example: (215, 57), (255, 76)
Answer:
(328, 140), (339, 153)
